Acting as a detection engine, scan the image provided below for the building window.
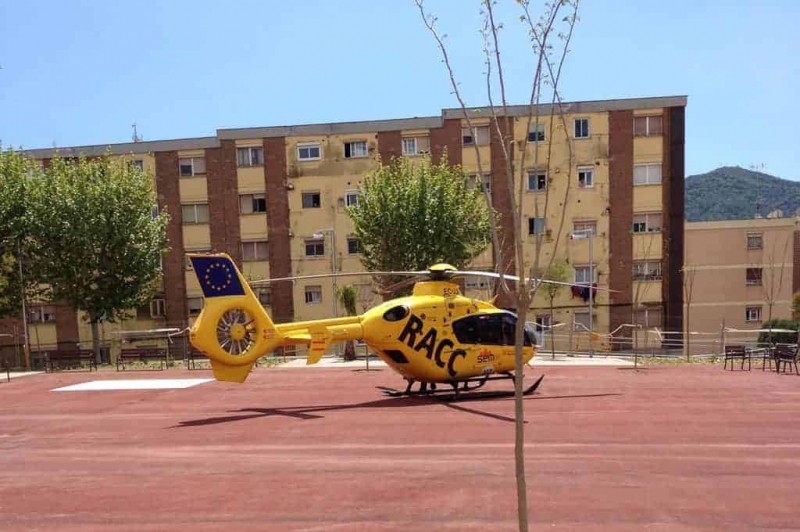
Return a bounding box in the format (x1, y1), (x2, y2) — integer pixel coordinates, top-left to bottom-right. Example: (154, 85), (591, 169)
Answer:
(344, 141), (368, 159)
(574, 266), (597, 285)
(527, 172), (547, 192)
(634, 115), (663, 137)
(242, 240), (268, 261)
(347, 237), (362, 254)
(240, 193), (267, 214)
(28, 305), (56, 323)
(745, 306), (762, 322)
(150, 299), (165, 318)
(188, 297), (204, 316)
(528, 122), (546, 143)
(577, 166), (594, 188)
(528, 217), (546, 235)
(632, 212), (663, 233)
(179, 157), (206, 177)
(302, 192), (321, 209)
(574, 118), (590, 139)
(633, 261), (663, 281)
(462, 126), (490, 146)
(257, 288), (272, 307)
(132, 159), (144, 172)
(345, 190), (360, 207)
(297, 142), (321, 161)
(573, 220), (597, 236)
(305, 239), (325, 257)
(574, 310), (591, 330)
(237, 147), (264, 167)
(633, 163), (662, 185)
(746, 268), (763, 286)
(305, 285), (322, 304)
(402, 136), (430, 156)
(634, 307), (663, 328)
(747, 233), (763, 250)
(181, 203), (210, 224)
(468, 174), (491, 193)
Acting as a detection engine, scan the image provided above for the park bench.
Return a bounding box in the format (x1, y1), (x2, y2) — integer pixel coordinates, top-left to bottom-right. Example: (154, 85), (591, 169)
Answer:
(46, 350), (97, 372)
(773, 344), (799, 375)
(723, 344), (750, 371)
(116, 348), (167, 371)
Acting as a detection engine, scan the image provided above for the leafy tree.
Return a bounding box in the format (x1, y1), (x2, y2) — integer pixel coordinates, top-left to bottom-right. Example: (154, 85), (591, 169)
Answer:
(792, 292), (800, 321)
(337, 285), (358, 361)
(757, 319), (798, 345)
(27, 155), (169, 360)
(0, 147), (42, 318)
(347, 155), (492, 292)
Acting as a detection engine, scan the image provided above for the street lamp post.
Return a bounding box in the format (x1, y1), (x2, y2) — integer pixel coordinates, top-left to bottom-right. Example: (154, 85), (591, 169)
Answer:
(1, 237), (31, 369)
(571, 229), (594, 358)
(313, 228), (337, 320)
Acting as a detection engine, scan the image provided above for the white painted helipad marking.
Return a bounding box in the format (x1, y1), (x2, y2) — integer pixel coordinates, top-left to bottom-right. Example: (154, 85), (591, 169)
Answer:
(52, 379), (214, 392)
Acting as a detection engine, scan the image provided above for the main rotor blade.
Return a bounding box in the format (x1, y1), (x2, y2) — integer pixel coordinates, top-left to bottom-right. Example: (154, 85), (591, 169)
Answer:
(451, 270), (616, 292)
(250, 270), (427, 285)
(381, 275), (429, 294)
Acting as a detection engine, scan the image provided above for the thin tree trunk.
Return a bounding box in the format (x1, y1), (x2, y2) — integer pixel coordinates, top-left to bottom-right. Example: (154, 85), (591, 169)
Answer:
(91, 319), (101, 364)
(550, 299), (556, 360)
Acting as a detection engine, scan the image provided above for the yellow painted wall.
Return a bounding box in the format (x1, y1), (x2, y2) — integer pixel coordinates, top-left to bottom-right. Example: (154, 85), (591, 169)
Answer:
(240, 215), (268, 241)
(179, 177), (208, 202)
(29, 324), (57, 350)
(182, 224), (211, 249)
(633, 136), (662, 163)
(632, 185), (662, 212)
(237, 167), (265, 193)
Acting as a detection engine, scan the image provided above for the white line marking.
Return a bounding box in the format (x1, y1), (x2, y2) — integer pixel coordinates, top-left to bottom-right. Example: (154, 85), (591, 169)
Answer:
(51, 379), (214, 392)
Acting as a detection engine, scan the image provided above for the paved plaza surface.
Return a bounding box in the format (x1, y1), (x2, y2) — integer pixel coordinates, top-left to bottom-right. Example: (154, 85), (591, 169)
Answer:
(0, 363), (798, 531)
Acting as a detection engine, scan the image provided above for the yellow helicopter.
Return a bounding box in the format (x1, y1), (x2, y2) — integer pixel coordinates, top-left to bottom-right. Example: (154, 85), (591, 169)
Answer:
(187, 253), (578, 399)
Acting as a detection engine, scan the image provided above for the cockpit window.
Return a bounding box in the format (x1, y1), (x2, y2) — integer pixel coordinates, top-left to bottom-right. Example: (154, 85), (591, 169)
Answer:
(452, 312), (531, 346)
(383, 305), (409, 322)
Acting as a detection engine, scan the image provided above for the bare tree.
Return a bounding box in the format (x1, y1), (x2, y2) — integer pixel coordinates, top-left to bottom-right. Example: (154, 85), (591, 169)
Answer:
(681, 265), (697, 361)
(416, 2), (580, 530)
(631, 232), (659, 368)
(763, 235), (791, 344)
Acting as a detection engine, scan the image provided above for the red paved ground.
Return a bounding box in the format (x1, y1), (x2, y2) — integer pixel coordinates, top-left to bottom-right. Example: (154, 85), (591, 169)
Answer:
(0, 364), (799, 531)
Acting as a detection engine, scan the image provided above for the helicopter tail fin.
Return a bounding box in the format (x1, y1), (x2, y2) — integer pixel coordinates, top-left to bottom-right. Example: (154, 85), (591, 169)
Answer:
(187, 253), (281, 383)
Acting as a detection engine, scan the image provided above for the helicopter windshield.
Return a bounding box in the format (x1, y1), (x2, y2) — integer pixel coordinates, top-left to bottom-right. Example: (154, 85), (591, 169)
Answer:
(452, 312), (532, 346)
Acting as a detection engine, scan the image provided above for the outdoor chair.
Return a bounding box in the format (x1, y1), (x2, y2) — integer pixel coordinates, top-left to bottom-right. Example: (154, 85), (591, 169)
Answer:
(757, 346), (776, 371)
(723, 344), (750, 371)
(773, 344), (799, 375)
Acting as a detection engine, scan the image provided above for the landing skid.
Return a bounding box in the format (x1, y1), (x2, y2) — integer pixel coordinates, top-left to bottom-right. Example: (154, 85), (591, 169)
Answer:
(378, 373), (544, 401)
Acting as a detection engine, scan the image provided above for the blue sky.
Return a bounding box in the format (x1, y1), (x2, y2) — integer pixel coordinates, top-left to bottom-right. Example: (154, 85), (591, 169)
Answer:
(1, 0), (798, 179)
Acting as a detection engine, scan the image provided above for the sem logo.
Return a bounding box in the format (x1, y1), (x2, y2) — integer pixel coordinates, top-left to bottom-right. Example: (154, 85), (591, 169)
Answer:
(477, 351), (495, 364)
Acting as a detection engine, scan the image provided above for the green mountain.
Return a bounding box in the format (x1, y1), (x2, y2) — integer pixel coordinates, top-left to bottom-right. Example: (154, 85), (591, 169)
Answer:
(685, 166), (800, 222)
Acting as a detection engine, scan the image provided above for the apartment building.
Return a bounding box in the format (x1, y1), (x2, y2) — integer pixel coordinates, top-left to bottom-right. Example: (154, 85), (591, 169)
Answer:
(684, 217), (800, 346)
(1, 95), (686, 359)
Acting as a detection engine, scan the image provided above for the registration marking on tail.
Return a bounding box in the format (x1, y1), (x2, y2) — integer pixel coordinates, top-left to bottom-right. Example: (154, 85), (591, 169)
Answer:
(52, 379), (214, 392)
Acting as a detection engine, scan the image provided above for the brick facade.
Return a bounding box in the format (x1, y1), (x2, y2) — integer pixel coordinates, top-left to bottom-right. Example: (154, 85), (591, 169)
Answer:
(154, 151), (188, 329)
(377, 131), (402, 163)
(608, 110), (634, 344)
(54, 303), (80, 349)
(430, 118), (462, 167)
(206, 139), (242, 264)
(490, 116), (517, 309)
(662, 106), (685, 337)
(263, 137), (295, 324)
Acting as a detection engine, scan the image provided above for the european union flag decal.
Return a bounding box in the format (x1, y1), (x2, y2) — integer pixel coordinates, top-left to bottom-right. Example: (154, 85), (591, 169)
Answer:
(190, 256), (246, 298)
